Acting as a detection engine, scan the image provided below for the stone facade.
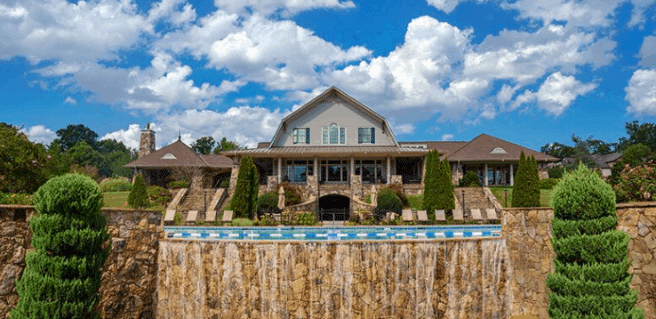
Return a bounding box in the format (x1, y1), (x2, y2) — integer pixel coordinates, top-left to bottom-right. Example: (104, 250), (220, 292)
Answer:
(0, 206), (33, 319)
(266, 175), (278, 193)
(138, 124), (156, 159)
(0, 206), (163, 319)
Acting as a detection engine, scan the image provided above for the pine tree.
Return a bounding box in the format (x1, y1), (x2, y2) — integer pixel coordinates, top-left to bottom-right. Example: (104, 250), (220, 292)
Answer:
(128, 174), (149, 208)
(233, 156), (252, 218)
(248, 157), (259, 219)
(12, 174), (110, 319)
(512, 151), (527, 207)
(528, 155), (541, 206)
(547, 164), (643, 319)
(437, 158), (455, 210)
(423, 150), (439, 214)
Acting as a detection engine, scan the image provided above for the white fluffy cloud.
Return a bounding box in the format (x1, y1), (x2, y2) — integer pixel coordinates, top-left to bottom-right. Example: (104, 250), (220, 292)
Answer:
(511, 72), (596, 115)
(21, 125), (57, 145)
(64, 97), (76, 105)
(640, 35), (656, 67)
(441, 134), (454, 141)
(626, 69), (656, 116)
(212, 0), (355, 16)
(100, 124), (144, 150)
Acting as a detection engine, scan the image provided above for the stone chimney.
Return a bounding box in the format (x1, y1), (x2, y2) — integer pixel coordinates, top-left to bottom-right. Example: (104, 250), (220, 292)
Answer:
(138, 123), (156, 158)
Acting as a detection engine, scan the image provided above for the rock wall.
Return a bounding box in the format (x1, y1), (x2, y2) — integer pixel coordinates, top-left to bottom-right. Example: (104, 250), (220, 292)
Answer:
(157, 239), (512, 319)
(0, 206), (163, 319)
(0, 206), (33, 319)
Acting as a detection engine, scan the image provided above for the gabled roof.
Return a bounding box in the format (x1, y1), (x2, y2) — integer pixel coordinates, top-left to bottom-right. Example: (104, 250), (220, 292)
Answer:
(398, 141), (468, 157)
(223, 145), (429, 157)
(444, 134), (558, 162)
(124, 140), (232, 168)
(561, 152), (622, 169)
(269, 86), (399, 147)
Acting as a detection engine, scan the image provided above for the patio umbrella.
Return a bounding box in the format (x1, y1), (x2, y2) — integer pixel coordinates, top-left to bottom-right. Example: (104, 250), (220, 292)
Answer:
(277, 186), (286, 209)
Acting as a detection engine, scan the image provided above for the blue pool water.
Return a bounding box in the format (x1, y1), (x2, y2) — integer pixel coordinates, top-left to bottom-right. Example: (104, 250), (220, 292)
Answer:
(165, 225), (502, 241)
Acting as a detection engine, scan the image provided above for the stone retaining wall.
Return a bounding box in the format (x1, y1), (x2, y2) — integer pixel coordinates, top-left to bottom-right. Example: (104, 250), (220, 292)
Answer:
(0, 205), (163, 319)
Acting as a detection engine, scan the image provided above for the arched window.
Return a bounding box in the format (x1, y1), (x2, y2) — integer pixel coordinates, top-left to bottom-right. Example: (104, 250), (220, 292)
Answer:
(329, 124), (339, 144)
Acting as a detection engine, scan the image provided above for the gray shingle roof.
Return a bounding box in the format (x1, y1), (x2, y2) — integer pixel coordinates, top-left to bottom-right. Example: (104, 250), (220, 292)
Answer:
(124, 140), (233, 168)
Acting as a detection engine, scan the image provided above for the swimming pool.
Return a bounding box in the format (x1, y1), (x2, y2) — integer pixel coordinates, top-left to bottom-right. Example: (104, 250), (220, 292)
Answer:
(165, 225), (502, 241)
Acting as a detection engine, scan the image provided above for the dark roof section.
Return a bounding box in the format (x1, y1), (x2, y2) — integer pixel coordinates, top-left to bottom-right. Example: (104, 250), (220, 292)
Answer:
(561, 153), (622, 169)
(444, 134), (559, 162)
(399, 141), (468, 157)
(223, 146), (430, 157)
(124, 140), (232, 168)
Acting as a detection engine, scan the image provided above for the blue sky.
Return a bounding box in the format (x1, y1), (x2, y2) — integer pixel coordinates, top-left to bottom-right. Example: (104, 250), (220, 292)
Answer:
(1, 0), (656, 151)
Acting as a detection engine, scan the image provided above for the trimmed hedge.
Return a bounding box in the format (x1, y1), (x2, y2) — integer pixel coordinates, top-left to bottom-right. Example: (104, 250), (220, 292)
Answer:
(11, 173), (110, 319)
(546, 164), (643, 319)
(99, 179), (132, 192)
(377, 189), (402, 213)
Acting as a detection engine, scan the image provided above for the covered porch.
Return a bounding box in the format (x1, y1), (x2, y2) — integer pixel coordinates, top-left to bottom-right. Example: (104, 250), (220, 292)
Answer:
(453, 162), (517, 186)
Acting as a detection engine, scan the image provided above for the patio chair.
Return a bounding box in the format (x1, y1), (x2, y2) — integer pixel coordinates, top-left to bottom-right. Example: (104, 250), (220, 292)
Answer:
(402, 209), (413, 222)
(452, 209), (464, 221)
(470, 208), (483, 221)
(186, 210), (198, 223)
(205, 210), (216, 222)
(164, 209), (176, 222)
(222, 210), (234, 224)
(417, 210), (429, 223)
(434, 210), (446, 222)
(486, 208), (499, 221)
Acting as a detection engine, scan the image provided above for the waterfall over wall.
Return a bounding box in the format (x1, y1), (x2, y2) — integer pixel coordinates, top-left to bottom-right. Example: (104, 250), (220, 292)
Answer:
(157, 239), (512, 318)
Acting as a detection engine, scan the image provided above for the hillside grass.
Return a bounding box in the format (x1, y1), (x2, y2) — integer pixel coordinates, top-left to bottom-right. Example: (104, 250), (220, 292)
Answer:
(490, 187), (552, 207)
(102, 191), (166, 211)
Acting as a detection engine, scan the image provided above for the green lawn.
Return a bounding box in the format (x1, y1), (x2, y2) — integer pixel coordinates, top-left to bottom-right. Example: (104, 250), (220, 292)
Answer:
(406, 194), (423, 210)
(102, 191), (165, 211)
(490, 187), (553, 207)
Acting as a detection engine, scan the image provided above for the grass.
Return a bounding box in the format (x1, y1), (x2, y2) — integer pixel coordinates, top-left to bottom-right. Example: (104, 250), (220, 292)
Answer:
(231, 218), (254, 226)
(490, 187), (553, 207)
(406, 194), (423, 210)
(102, 191), (166, 211)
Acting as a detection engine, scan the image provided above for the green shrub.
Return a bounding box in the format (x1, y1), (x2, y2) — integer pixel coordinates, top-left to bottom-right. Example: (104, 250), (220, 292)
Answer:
(293, 212), (317, 226)
(12, 173), (110, 319)
(512, 152), (540, 207)
(377, 189), (402, 213)
(277, 182), (302, 206)
(381, 183), (408, 206)
(147, 185), (172, 207)
(459, 171), (481, 187)
(437, 159), (455, 211)
(538, 178), (560, 190)
(548, 166), (565, 179)
(99, 178), (132, 192)
(257, 214), (277, 226)
(423, 150), (439, 213)
(257, 192), (278, 212)
(0, 193), (33, 205)
(167, 180), (188, 189)
(220, 178), (230, 188)
(173, 212), (182, 226)
(232, 156), (258, 219)
(468, 180), (481, 187)
(546, 164), (643, 319)
(128, 174), (149, 208)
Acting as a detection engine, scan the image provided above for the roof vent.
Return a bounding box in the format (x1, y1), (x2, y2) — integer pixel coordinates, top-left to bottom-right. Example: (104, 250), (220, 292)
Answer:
(490, 147), (507, 154)
(161, 153), (177, 160)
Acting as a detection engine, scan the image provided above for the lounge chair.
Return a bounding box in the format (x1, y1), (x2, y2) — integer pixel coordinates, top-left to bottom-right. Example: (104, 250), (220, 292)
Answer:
(186, 210), (198, 222)
(452, 209), (464, 221)
(402, 209), (413, 222)
(222, 210), (234, 224)
(486, 208), (499, 221)
(417, 210), (429, 223)
(470, 209), (483, 221)
(434, 210), (446, 222)
(164, 209), (176, 222)
(205, 210), (216, 222)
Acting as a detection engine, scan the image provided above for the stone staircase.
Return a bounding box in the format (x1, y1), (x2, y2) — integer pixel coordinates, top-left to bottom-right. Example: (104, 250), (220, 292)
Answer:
(454, 187), (497, 219)
(176, 188), (227, 223)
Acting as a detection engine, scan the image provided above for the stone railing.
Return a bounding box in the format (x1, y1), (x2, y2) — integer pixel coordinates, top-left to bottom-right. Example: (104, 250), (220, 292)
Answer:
(0, 205), (163, 318)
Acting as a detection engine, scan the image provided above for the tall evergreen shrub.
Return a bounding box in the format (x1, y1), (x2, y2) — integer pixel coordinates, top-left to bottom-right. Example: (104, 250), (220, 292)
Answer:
(528, 155), (541, 205)
(11, 174), (110, 319)
(128, 174), (149, 208)
(546, 164), (643, 318)
(232, 156), (258, 218)
(436, 159), (455, 210)
(512, 152), (540, 207)
(249, 158), (259, 219)
(423, 150), (439, 214)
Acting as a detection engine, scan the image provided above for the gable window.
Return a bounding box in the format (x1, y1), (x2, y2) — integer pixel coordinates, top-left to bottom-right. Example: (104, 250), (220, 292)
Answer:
(340, 127), (346, 144)
(293, 128), (310, 144)
(323, 124), (344, 144)
(329, 124), (338, 144)
(358, 127), (375, 144)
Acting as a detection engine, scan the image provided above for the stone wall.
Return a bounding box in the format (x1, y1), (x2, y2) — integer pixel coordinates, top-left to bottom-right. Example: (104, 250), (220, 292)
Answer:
(0, 205), (33, 319)
(503, 203), (656, 319)
(0, 206), (163, 319)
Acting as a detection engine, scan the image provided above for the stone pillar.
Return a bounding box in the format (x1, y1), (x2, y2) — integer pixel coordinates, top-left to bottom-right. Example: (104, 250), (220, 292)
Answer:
(350, 156), (354, 181)
(484, 164), (488, 186)
(138, 123), (156, 158)
(386, 156), (391, 184)
(277, 157), (282, 183)
(510, 164), (514, 186)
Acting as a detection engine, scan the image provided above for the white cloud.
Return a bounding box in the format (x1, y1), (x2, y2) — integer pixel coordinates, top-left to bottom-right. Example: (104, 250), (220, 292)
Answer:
(394, 124), (415, 134)
(64, 97), (76, 104)
(212, 0), (355, 16)
(626, 69), (656, 116)
(100, 124), (144, 150)
(511, 72), (596, 115)
(21, 125), (57, 145)
(148, 0), (197, 26)
(441, 133), (454, 141)
(640, 35), (656, 67)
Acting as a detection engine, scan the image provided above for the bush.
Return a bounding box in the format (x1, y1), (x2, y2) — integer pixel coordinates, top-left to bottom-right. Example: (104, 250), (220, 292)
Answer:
(277, 182), (303, 206)
(128, 174), (149, 208)
(548, 166), (565, 179)
(377, 189), (402, 213)
(546, 164), (643, 318)
(293, 212), (318, 226)
(232, 156), (258, 219)
(147, 185), (172, 207)
(99, 178), (132, 192)
(12, 173), (110, 319)
(220, 178), (230, 188)
(0, 193), (33, 205)
(468, 180), (481, 187)
(459, 171), (481, 187)
(257, 214), (277, 226)
(538, 178), (560, 190)
(612, 162), (656, 203)
(381, 183), (408, 206)
(257, 192), (279, 213)
(512, 152), (540, 207)
(423, 150), (439, 212)
(167, 180), (188, 189)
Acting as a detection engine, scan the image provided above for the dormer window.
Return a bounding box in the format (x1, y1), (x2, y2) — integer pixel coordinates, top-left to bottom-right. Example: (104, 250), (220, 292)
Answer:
(322, 124), (346, 144)
(161, 153), (177, 159)
(293, 128), (309, 144)
(490, 147), (507, 154)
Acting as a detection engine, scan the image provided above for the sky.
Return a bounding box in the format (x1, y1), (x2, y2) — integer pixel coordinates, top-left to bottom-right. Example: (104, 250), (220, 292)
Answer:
(1, 0), (656, 152)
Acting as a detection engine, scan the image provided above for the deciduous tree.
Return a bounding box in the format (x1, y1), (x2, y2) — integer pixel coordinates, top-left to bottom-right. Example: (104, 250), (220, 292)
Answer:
(192, 136), (216, 155)
(54, 124), (99, 152)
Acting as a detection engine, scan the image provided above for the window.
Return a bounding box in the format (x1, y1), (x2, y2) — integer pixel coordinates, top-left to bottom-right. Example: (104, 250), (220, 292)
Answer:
(358, 127), (375, 144)
(340, 127), (346, 144)
(286, 160), (311, 182)
(293, 128), (309, 144)
(323, 124), (342, 144)
(329, 124), (338, 144)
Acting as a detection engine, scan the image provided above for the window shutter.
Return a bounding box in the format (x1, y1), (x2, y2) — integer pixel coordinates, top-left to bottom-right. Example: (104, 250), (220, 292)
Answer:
(293, 128), (298, 144)
(306, 128), (310, 144)
(358, 128), (362, 144)
(322, 127), (327, 144)
(340, 127), (346, 144)
(371, 128), (375, 143)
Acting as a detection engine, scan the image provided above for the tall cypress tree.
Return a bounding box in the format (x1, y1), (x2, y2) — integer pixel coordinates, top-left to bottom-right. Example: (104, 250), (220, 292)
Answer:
(423, 150), (439, 214)
(12, 174), (110, 319)
(547, 164), (643, 318)
(248, 157), (259, 219)
(233, 156), (254, 218)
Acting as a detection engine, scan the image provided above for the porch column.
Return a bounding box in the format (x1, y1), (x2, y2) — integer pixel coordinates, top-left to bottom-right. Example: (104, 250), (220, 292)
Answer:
(510, 164), (514, 186)
(277, 157), (282, 183)
(422, 157), (427, 183)
(350, 156), (354, 178)
(386, 156), (391, 184)
(484, 164), (488, 186)
(314, 157), (318, 177)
